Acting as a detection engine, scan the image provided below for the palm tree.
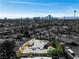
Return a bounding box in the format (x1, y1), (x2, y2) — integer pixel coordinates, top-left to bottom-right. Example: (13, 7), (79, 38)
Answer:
(74, 10), (76, 19)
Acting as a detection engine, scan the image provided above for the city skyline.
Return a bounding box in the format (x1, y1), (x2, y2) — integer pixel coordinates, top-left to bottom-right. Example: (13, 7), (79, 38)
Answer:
(0, 0), (79, 18)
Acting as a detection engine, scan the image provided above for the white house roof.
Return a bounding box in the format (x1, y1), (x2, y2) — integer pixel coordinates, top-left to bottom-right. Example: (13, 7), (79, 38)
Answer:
(21, 57), (52, 59)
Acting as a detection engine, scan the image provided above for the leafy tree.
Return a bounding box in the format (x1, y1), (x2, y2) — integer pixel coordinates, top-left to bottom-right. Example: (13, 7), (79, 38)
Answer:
(47, 47), (57, 57)
(48, 39), (64, 57)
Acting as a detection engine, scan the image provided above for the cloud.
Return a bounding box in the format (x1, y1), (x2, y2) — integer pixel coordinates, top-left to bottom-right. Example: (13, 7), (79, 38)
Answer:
(8, 1), (56, 6)
(0, 12), (53, 18)
(1, 12), (79, 18)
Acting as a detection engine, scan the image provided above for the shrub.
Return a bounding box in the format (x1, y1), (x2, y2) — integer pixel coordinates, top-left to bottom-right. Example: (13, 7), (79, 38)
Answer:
(29, 52), (33, 57)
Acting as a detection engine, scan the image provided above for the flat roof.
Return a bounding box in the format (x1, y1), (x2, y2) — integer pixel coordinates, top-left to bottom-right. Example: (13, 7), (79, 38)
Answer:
(0, 39), (6, 44)
(0, 38), (15, 44)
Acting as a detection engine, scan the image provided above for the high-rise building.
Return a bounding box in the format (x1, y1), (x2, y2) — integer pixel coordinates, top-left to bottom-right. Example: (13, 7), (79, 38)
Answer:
(46, 15), (53, 20)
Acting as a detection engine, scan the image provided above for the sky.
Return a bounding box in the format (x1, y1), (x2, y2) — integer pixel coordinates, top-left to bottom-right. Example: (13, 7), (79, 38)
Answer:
(0, 0), (79, 18)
